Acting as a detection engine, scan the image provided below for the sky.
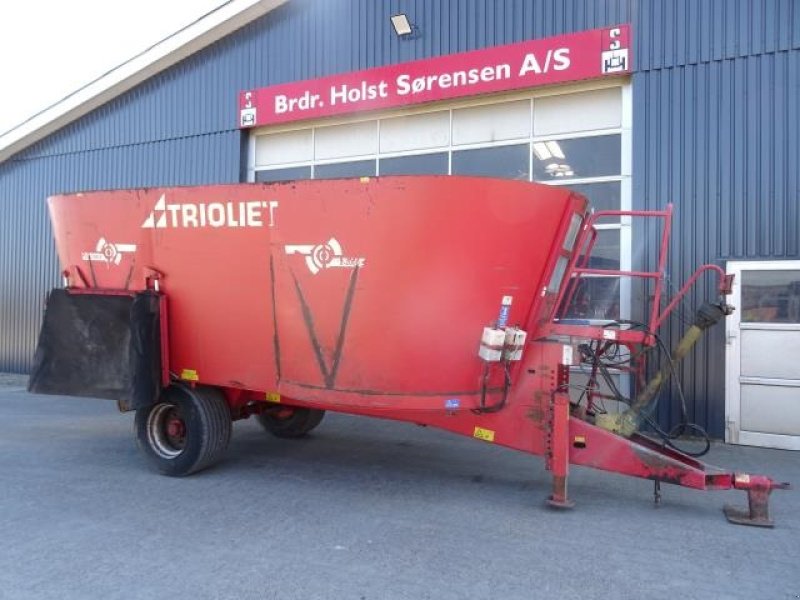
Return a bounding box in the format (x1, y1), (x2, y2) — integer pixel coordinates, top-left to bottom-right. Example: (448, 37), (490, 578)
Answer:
(0, 0), (229, 135)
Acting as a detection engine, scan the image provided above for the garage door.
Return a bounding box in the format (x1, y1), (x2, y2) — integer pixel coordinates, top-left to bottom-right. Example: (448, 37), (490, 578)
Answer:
(726, 261), (800, 450)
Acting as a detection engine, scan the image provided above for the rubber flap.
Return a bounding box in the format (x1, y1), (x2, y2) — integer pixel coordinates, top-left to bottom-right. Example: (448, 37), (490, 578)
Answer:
(28, 289), (161, 409)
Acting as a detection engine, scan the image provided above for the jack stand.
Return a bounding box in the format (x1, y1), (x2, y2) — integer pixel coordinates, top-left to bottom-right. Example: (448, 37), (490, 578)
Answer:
(723, 474), (790, 528)
(546, 387), (574, 509)
(547, 475), (576, 509)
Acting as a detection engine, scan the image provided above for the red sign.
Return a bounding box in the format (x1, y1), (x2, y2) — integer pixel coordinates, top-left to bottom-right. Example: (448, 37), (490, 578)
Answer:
(238, 24), (631, 128)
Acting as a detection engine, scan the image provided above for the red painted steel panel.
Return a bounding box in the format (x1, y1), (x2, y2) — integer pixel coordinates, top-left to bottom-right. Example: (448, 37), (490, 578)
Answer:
(48, 176), (584, 411)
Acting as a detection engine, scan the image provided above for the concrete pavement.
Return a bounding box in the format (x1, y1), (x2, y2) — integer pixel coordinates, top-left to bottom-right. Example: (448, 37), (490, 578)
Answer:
(0, 379), (798, 599)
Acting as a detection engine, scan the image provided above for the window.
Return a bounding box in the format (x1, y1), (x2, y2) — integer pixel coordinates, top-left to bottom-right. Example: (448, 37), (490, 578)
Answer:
(315, 160), (376, 179)
(452, 144), (529, 180)
(380, 153), (448, 176)
(532, 135), (621, 181)
(255, 166), (311, 182)
(566, 181), (621, 217)
(249, 84), (630, 322)
(741, 270), (800, 324)
(451, 100), (531, 145)
(379, 111), (449, 153)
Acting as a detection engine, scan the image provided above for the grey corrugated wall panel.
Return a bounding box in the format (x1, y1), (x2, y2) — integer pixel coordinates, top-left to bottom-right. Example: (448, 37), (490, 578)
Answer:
(1, 0), (798, 440)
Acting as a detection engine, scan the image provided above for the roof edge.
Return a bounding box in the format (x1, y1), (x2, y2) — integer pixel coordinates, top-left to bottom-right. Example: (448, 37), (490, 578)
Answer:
(0, 0), (287, 164)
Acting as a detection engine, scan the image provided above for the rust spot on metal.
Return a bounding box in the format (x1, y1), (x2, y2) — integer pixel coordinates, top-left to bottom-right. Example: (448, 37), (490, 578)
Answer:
(527, 390), (548, 424)
(632, 444), (687, 486)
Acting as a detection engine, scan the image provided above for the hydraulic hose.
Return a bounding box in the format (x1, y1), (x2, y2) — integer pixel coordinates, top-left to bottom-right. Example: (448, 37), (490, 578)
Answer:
(599, 302), (732, 437)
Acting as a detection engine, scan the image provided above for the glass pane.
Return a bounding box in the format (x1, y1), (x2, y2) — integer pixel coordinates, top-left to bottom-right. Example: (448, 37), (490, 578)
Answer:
(380, 111), (450, 153)
(254, 129), (313, 167)
(583, 228), (620, 270)
(741, 270), (800, 323)
(564, 228), (621, 320)
(548, 256), (569, 292)
(452, 100), (531, 146)
(255, 166), (312, 183)
(314, 160), (376, 179)
(534, 88), (621, 136)
(563, 213), (583, 251)
(532, 135), (621, 181)
(315, 120), (377, 160)
(565, 277), (622, 320)
(451, 144), (529, 180)
(564, 181), (621, 220)
(380, 153), (448, 176)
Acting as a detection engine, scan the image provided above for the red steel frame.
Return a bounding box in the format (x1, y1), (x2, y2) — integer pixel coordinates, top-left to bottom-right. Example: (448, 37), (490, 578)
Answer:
(245, 203), (785, 521)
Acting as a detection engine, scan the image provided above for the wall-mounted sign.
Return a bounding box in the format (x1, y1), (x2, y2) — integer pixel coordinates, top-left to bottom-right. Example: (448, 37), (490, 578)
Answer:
(238, 24), (630, 128)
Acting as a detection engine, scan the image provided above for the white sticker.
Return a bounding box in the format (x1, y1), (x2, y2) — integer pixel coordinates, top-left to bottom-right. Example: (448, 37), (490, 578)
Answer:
(81, 238), (136, 266)
(562, 345), (573, 366)
(285, 238), (365, 275)
(240, 107), (257, 127)
(603, 329), (617, 340)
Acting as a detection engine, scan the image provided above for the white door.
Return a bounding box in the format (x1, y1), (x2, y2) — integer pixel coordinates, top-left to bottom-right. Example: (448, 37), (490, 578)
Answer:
(726, 261), (800, 450)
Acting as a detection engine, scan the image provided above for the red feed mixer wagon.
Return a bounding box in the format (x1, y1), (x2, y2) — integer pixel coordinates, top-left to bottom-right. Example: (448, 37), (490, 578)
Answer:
(29, 175), (789, 526)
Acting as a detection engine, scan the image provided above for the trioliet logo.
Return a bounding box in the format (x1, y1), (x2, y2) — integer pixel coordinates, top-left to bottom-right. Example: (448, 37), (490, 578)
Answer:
(142, 194), (278, 229)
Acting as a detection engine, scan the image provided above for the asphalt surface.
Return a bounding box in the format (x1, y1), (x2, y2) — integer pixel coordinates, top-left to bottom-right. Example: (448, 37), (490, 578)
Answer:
(1, 378), (798, 600)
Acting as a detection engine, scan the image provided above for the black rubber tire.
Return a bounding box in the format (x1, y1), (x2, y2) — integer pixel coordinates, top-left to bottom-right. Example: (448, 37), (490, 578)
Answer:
(134, 384), (232, 476)
(256, 408), (325, 438)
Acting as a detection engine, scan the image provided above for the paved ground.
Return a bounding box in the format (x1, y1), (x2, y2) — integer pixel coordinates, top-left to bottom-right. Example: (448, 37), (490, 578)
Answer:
(1, 378), (798, 600)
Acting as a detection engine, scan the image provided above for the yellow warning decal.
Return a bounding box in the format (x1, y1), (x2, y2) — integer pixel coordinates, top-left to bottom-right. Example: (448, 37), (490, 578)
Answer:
(266, 392), (281, 403)
(473, 426), (495, 443)
(359, 176), (370, 183)
(180, 368), (199, 381)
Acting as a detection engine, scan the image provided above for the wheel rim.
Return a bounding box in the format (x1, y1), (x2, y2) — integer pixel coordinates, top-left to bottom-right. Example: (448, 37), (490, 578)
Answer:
(272, 408), (296, 421)
(146, 403), (186, 459)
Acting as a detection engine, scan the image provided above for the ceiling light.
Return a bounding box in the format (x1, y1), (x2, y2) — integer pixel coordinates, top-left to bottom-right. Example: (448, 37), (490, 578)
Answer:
(391, 14), (413, 36)
(544, 140), (565, 159)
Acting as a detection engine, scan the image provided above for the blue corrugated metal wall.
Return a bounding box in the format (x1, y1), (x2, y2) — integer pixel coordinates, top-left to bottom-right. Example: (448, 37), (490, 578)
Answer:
(1, 0), (797, 436)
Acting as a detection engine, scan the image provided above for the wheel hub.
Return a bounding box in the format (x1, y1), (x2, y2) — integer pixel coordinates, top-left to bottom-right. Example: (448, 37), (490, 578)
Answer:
(146, 403), (187, 459)
(166, 417), (185, 438)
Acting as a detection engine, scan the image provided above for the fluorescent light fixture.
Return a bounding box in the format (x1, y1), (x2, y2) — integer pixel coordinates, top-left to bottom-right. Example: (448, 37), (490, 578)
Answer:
(533, 142), (551, 161)
(544, 140), (565, 159)
(391, 14), (413, 36)
(534, 140), (565, 161)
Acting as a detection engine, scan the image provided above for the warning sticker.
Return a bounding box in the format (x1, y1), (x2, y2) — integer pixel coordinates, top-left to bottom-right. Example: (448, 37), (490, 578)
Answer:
(473, 426), (495, 443)
(266, 392), (281, 403)
(180, 368), (199, 381)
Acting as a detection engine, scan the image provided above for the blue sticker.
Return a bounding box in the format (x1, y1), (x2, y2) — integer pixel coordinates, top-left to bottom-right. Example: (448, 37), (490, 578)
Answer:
(445, 398), (461, 410)
(497, 305), (511, 328)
